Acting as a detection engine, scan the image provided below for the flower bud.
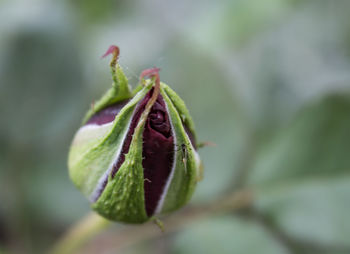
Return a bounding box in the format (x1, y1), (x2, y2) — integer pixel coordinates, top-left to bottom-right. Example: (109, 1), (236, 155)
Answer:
(68, 46), (202, 223)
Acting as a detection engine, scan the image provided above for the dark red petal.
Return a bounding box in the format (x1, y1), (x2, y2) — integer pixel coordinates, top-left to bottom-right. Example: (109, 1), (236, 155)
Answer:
(103, 89), (173, 216)
(142, 93), (174, 216)
(85, 100), (129, 126)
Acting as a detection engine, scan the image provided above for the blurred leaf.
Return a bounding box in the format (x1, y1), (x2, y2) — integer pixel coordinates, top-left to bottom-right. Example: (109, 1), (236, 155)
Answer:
(0, 3), (89, 252)
(249, 94), (350, 185)
(26, 161), (90, 224)
(217, 1), (350, 133)
(185, 0), (291, 50)
(248, 94), (350, 248)
(0, 23), (85, 151)
(69, 0), (128, 23)
(172, 216), (289, 254)
(256, 177), (350, 250)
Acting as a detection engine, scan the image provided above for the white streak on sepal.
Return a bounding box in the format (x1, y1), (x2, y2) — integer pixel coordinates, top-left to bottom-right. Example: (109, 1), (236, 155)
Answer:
(88, 86), (153, 202)
(89, 109), (135, 202)
(193, 150), (202, 180)
(72, 122), (114, 145)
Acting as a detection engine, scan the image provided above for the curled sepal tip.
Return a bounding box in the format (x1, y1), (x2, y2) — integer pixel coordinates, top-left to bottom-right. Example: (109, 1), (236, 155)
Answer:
(81, 45), (132, 124)
(139, 68), (161, 109)
(139, 67), (160, 86)
(102, 45), (120, 59)
(102, 45), (120, 73)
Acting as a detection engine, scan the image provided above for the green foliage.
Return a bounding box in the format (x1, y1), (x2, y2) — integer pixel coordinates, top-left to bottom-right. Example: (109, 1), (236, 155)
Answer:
(249, 95), (350, 185)
(249, 94), (350, 248)
(173, 216), (288, 254)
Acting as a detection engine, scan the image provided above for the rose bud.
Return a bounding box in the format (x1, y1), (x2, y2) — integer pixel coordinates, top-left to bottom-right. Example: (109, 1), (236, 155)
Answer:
(68, 46), (203, 223)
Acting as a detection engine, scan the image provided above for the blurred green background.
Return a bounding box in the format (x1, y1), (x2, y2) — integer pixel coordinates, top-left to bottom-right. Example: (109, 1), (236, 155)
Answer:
(1, 0), (350, 253)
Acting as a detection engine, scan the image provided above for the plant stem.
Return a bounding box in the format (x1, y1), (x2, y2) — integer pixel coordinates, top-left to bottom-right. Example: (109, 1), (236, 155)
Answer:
(84, 190), (252, 254)
(49, 190), (252, 254)
(49, 212), (111, 254)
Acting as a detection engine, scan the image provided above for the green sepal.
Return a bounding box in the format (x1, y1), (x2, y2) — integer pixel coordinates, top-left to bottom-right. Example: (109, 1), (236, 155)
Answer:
(92, 80), (159, 223)
(161, 84), (197, 144)
(92, 120), (148, 223)
(158, 85), (199, 214)
(132, 83), (144, 96)
(82, 63), (132, 125)
(68, 84), (152, 198)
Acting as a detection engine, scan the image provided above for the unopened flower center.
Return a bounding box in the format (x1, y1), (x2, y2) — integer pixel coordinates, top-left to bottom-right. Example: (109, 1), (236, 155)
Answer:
(150, 110), (164, 123)
(148, 101), (171, 138)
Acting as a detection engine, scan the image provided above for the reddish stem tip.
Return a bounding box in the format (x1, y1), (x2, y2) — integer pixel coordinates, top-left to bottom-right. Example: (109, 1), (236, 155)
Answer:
(102, 45), (120, 59)
(140, 67), (161, 84)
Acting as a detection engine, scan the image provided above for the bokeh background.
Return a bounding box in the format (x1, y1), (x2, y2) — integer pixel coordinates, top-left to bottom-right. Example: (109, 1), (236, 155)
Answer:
(1, 0), (350, 253)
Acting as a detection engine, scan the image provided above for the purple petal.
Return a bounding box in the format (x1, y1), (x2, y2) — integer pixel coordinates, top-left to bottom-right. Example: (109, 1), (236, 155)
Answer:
(142, 92), (174, 216)
(86, 100), (129, 126)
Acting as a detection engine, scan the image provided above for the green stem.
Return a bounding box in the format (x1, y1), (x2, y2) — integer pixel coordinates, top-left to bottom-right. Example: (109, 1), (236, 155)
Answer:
(49, 212), (111, 254)
(50, 190), (252, 254)
(84, 190), (253, 253)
